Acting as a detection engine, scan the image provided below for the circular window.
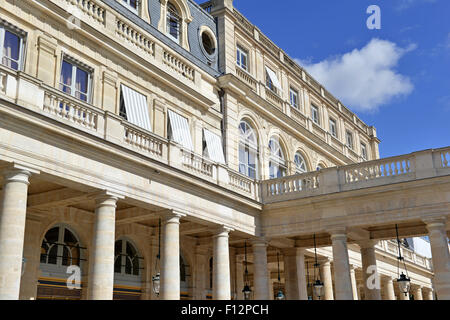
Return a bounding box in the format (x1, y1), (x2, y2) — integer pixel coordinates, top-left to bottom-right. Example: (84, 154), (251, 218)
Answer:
(202, 32), (215, 55)
(198, 26), (217, 62)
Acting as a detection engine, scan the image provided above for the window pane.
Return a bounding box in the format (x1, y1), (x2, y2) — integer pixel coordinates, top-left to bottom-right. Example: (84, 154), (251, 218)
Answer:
(2, 30), (20, 70)
(62, 246), (70, 266)
(130, 0), (137, 9)
(75, 67), (89, 101)
(48, 245), (58, 265)
(114, 256), (121, 273)
(60, 61), (73, 94)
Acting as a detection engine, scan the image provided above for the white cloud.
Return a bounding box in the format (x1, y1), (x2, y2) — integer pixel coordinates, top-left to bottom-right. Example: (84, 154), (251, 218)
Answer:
(297, 39), (416, 112)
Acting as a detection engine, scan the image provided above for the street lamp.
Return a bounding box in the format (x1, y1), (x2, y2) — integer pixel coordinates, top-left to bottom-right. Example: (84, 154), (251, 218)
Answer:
(312, 234), (324, 300)
(395, 224), (411, 297)
(275, 251), (285, 300)
(152, 219), (161, 296)
(242, 241), (252, 300)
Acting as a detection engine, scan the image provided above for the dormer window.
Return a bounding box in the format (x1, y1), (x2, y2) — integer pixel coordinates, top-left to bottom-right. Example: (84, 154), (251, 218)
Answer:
(167, 2), (181, 44)
(122, 0), (138, 12)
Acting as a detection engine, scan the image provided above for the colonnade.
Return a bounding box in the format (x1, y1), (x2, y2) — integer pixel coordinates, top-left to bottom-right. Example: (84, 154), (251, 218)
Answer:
(0, 168), (448, 300)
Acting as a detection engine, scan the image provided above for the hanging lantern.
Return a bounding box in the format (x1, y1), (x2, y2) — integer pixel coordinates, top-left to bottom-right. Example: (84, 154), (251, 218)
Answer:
(313, 279), (324, 299)
(152, 219), (162, 296)
(275, 251), (285, 300)
(312, 234), (324, 300)
(152, 272), (161, 296)
(243, 241), (252, 300)
(21, 257), (27, 277)
(397, 273), (411, 296)
(395, 225), (411, 297)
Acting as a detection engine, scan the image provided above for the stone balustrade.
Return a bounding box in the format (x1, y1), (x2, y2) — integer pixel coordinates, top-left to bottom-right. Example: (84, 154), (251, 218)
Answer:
(123, 123), (165, 159)
(235, 67), (257, 91)
(261, 147), (450, 203)
(43, 89), (100, 131)
(180, 149), (215, 179)
(262, 171), (320, 202)
(265, 89), (284, 111)
(116, 19), (155, 57)
(64, 0), (105, 25)
(0, 66), (265, 201)
(344, 154), (413, 184)
(163, 51), (195, 82)
(377, 240), (432, 270)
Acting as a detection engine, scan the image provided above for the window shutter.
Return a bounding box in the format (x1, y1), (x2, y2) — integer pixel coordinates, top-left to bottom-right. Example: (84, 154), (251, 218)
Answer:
(120, 84), (152, 132)
(265, 66), (282, 92)
(203, 129), (226, 164)
(168, 109), (194, 151)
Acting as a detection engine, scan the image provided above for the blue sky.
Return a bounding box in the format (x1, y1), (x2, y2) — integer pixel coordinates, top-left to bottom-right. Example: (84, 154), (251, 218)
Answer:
(196, 0), (450, 158)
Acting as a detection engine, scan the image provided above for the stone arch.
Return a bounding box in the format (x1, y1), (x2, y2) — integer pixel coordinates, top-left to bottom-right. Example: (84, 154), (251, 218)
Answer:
(158, 0), (192, 50)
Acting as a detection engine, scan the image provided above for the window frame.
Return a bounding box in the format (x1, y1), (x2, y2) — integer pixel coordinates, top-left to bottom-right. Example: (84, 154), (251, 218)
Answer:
(114, 238), (141, 277)
(294, 152), (307, 174)
(236, 45), (249, 72)
(311, 104), (320, 125)
(59, 55), (93, 103)
(290, 87), (299, 109)
(329, 118), (338, 138)
(268, 138), (287, 179)
(166, 2), (181, 44)
(121, 0), (139, 13)
(346, 130), (354, 150)
(239, 120), (259, 179)
(0, 24), (26, 71)
(361, 142), (368, 160)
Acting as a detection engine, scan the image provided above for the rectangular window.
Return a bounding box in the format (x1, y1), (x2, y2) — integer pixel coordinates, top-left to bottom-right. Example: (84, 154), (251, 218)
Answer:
(361, 143), (367, 160)
(120, 84), (152, 132)
(167, 109), (194, 151)
(346, 131), (354, 150)
(122, 0), (138, 12)
(0, 25), (26, 71)
(290, 88), (299, 109)
(311, 104), (319, 125)
(265, 66), (282, 94)
(329, 118), (337, 138)
(236, 45), (248, 71)
(59, 57), (92, 103)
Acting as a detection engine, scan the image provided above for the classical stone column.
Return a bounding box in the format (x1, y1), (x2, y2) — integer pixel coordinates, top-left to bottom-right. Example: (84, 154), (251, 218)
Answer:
(330, 231), (354, 300)
(382, 277), (396, 300)
(160, 212), (182, 300)
(425, 219), (450, 300)
(0, 168), (33, 300)
(252, 239), (270, 300)
(87, 194), (119, 300)
(283, 248), (308, 300)
(235, 256), (245, 300)
(359, 240), (381, 300)
(295, 249), (308, 300)
(194, 246), (208, 300)
(349, 265), (359, 300)
(423, 288), (434, 300)
(320, 259), (334, 300)
(212, 226), (232, 300)
(413, 286), (423, 300)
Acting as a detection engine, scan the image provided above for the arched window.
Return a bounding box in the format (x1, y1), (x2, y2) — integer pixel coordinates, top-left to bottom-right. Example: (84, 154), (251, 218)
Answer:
(40, 226), (81, 267)
(114, 239), (140, 276)
(167, 2), (181, 43)
(268, 138), (287, 179)
(239, 120), (259, 179)
(294, 152), (307, 174)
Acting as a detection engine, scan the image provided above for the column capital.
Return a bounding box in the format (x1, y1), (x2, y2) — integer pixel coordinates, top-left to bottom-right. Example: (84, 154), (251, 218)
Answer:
(212, 225), (233, 238)
(159, 209), (186, 223)
(320, 257), (332, 266)
(358, 239), (378, 249)
(251, 237), (270, 247)
(330, 230), (347, 241)
(282, 247), (306, 256)
(1, 163), (39, 185)
(423, 217), (447, 230)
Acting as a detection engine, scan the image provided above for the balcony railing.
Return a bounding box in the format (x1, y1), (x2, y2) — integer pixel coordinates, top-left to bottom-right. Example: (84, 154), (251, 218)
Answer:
(261, 147), (450, 203)
(0, 66), (261, 201)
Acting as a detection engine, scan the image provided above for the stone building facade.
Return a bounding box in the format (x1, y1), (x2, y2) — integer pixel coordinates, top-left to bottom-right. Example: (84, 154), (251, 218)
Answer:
(0, 0), (448, 300)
